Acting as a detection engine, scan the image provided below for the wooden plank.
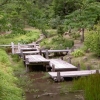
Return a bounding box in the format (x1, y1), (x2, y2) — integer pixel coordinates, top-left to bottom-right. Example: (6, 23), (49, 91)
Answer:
(23, 51), (40, 54)
(25, 55), (50, 64)
(43, 49), (70, 53)
(50, 59), (77, 71)
(22, 49), (70, 55)
(48, 70), (100, 78)
(21, 48), (37, 51)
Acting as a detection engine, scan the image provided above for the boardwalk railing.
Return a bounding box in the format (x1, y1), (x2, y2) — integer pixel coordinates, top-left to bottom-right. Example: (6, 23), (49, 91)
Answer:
(0, 42), (39, 54)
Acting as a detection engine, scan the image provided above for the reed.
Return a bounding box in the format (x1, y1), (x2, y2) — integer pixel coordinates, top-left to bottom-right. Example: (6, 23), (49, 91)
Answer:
(73, 73), (100, 100)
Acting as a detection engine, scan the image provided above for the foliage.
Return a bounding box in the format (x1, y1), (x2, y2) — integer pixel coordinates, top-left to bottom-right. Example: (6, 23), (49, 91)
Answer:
(52, 0), (82, 18)
(57, 25), (64, 36)
(84, 31), (100, 56)
(71, 49), (85, 57)
(40, 36), (74, 49)
(0, 30), (40, 44)
(49, 16), (61, 29)
(70, 32), (80, 39)
(64, 2), (100, 30)
(0, 49), (24, 100)
(73, 73), (100, 100)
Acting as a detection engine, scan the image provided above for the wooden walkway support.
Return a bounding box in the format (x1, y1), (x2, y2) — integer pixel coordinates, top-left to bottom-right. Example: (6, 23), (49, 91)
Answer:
(50, 59), (77, 71)
(25, 55), (50, 72)
(22, 49), (70, 58)
(48, 70), (100, 82)
(0, 42), (39, 54)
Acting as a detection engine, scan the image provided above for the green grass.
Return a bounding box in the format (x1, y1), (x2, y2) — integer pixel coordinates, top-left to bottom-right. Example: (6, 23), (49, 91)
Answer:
(73, 74), (100, 100)
(0, 30), (40, 44)
(0, 49), (24, 100)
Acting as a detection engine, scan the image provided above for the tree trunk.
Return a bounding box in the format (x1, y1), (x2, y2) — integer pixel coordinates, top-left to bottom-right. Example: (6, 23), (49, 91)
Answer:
(80, 28), (84, 42)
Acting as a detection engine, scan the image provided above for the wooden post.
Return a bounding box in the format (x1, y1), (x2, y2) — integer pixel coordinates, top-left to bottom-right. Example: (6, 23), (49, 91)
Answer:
(61, 56), (63, 60)
(11, 42), (14, 54)
(46, 65), (49, 72)
(68, 57), (71, 64)
(20, 49), (24, 59)
(26, 65), (29, 72)
(51, 64), (55, 72)
(71, 47), (74, 52)
(57, 72), (61, 82)
(87, 66), (91, 70)
(96, 70), (99, 74)
(80, 28), (84, 43)
(67, 47), (71, 55)
(39, 49), (42, 55)
(45, 49), (49, 59)
(77, 63), (80, 70)
(66, 47), (69, 50)
(33, 42), (36, 48)
(18, 43), (21, 53)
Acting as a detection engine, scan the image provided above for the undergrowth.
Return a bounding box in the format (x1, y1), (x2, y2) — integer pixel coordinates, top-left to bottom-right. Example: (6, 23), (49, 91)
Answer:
(0, 30), (40, 44)
(40, 36), (74, 49)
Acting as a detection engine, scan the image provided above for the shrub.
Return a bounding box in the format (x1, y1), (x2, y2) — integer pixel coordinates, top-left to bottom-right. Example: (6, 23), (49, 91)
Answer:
(71, 49), (85, 57)
(84, 31), (100, 56)
(40, 36), (74, 49)
(71, 32), (80, 39)
(57, 25), (64, 36)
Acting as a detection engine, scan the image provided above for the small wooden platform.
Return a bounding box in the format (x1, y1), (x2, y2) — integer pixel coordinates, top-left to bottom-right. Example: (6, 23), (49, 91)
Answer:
(25, 55), (50, 72)
(25, 55), (50, 64)
(50, 59), (77, 71)
(48, 70), (100, 81)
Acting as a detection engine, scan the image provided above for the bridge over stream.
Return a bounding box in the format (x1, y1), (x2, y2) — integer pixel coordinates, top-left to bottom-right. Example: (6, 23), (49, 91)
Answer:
(0, 42), (100, 82)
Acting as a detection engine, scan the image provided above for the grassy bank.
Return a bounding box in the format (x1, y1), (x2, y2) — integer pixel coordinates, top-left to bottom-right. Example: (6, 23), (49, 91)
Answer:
(0, 49), (24, 100)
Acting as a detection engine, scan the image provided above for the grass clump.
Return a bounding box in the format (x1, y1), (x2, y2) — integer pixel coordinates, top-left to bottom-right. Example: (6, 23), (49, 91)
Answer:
(71, 49), (85, 57)
(73, 74), (100, 100)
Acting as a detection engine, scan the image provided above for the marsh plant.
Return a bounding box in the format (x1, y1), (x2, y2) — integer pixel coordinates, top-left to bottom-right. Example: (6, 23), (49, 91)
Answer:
(73, 73), (100, 100)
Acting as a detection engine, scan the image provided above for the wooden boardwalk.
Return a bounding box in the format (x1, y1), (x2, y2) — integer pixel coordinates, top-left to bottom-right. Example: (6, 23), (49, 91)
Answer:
(0, 42), (39, 54)
(22, 49), (70, 54)
(22, 49), (70, 59)
(25, 55), (50, 64)
(48, 70), (100, 82)
(25, 55), (50, 72)
(50, 59), (77, 71)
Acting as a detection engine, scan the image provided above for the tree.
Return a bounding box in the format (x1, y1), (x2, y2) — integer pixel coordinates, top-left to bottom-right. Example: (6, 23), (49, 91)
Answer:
(0, 0), (9, 6)
(52, 0), (82, 18)
(64, 1), (100, 42)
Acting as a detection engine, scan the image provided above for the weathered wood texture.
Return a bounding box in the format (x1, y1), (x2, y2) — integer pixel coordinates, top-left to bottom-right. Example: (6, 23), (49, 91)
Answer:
(48, 70), (100, 78)
(16, 43), (39, 54)
(25, 55), (50, 65)
(0, 42), (39, 54)
(50, 59), (77, 71)
(22, 49), (70, 55)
